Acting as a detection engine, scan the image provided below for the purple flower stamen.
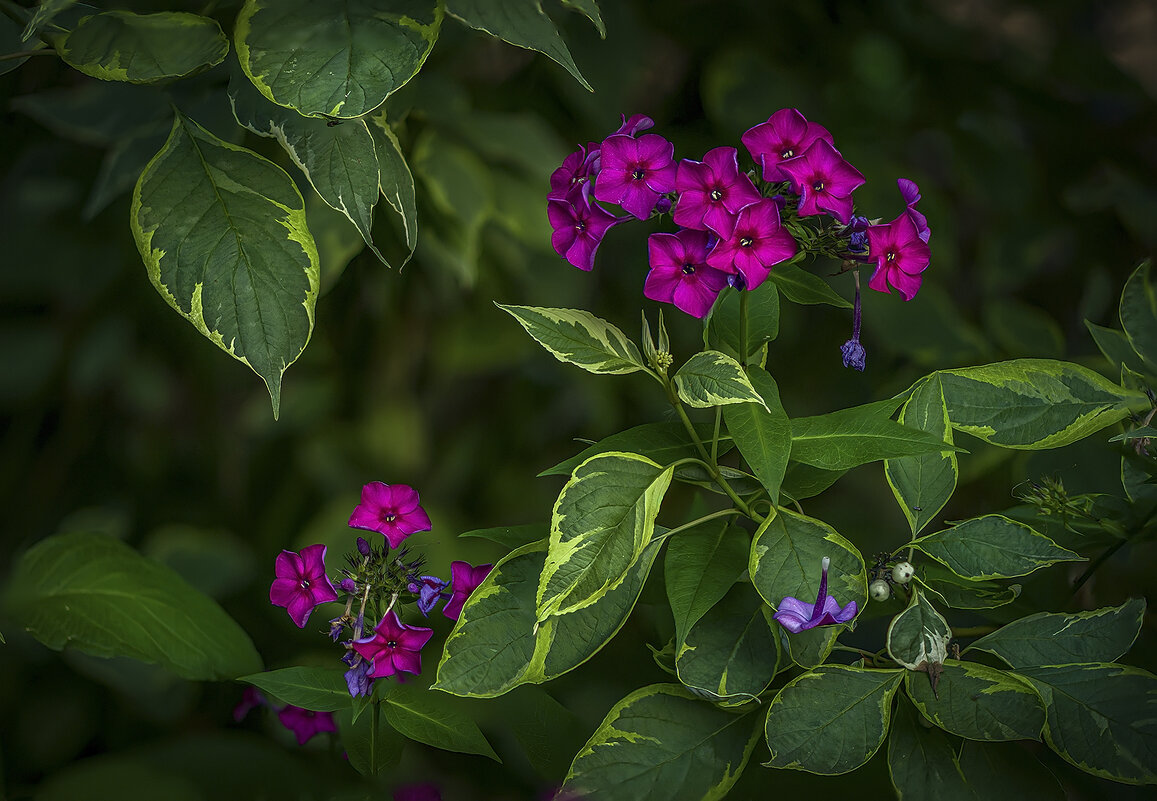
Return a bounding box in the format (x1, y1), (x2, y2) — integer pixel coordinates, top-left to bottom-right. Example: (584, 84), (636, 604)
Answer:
(773, 556), (859, 634)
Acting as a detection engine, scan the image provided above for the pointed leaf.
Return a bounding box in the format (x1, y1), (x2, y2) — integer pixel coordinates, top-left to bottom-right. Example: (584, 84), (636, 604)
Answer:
(338, 704), (404, 776)
(383, 684), (499, 761)
(1119, 259), (1157, 370)
(958, 740), (1066, 801)
(768, 263), (852, 307)
(722, 366), (790, 501)
(913, 565), (1021, 610)
(764, 665), (904, 774)
(905, 660), (1045, 742)
(537, 452), (672, 619)
(665, 521), (749, 644)
(562, 684), (762, 800)
(560, 0), (604, 36)
(499, 304), (644, 375)
(57, 11), (228, 83)
(238, 666), (350, 711)
(21, 0), (77, 42)
(1086, 320), (1148, 378)
(540, 421), (727, 478)
(3, 533), (262, 680)
(708, 280), (780, 360)
(674, 350), (768, 410)
(456, 524), (544, 549)
(235, 0), (442, 118)
(886, 375), (958, 535)
(910, 514), (1083, 580)
(366, 112), (418, 254)
(887, 587), (950, 672)
(131, 113), (319, 417)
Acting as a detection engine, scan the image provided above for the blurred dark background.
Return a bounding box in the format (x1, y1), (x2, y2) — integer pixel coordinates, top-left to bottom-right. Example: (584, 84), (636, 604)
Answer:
(1, 0), (1154, 798)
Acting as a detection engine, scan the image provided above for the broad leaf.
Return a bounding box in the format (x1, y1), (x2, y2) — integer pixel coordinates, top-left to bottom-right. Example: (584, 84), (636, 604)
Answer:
(499, 304), (644, 375)
(888, 697), (971, 800)
(764, 665), (904, 774)
(1119, 259), (1157, 369)
(58, 11), (228, 83)
(780, 462), (846, 501)
(665, 521), (749, 643)
(905, 661), (1045, 742)
(235, 0), (442, 118)
(914, 566), (1021, 610)
(457, 524), (544, 549)
(674, 350), (768, 410)
(958, 740), (1066, 801)
(383, 684), (499, 761)
(910, 514), (1083, 580)
(967, 599), (1145, 668)
(887, 588), (950, 672)
(1016, 663), (1157, 785)
(886, 375), (958, 535)
(239, 666), (349, 711)
(1086, 320), (1148, 378)
(131, 112), (319, 418)
(722, 366), (790, 501)
(708, 281), (780, 360)
(562, 684), (761, 800)
(366, 112), (418, 254)
(447, 0), (592, 91)
(769, 263), (852, 307)
(540, 421), (727, 478)
(338, 704), (404, 776)
(936, 359), (1144, 449)
(4, 533), (262, 680)
(537, 452), (672, 619)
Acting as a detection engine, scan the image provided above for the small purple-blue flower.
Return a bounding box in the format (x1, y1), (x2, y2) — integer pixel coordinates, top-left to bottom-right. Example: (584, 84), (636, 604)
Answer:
(774, 556), (858, 633)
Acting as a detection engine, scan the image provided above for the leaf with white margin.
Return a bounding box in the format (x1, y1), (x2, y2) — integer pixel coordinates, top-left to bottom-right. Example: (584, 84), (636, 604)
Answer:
(499, 304), (645, 375)
(905, 660), (1045, 742)
(887, 587), (950, 672)
(674, 350), (769, 410)
(57, 11), (228, 83)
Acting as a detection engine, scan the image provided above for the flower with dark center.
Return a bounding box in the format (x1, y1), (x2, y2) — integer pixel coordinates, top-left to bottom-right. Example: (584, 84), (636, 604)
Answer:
(269, 544), (339, 628)
(672, 146), (762, 237)
(705, 198), (797, 290)
(348, 482), (433, 549)
(741, 108), (834, 183)
(778, 139), (865, 225)
(592, 133), (677, 219)
(353, 610), (434, 679)
(866, 212), (931, 301)
(644, 229), (730, 318)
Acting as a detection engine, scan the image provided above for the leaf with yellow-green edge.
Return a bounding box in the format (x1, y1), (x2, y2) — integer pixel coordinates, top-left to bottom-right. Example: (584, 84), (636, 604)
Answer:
(886, 586), (950, 673)
(674, 350), (768, 410)
(722, 366), (790, 502)
(913, 565), (1021, 611)
(131, 112), (319, 418)
(499, 304), (644, 375)
(57, 11), (228, 84)
(936, 358), (1145, 449)
(764, 665), (904, 775)
(886, 375), (958, 536)
(366, 112), (418, 256)
(20, 0), (76, 42)
(910, 514), (1083, 581)
(537, 452), (672, 620)
(1119, 259), (1157, 370)
(235, 0), (442, 119)
(562, 684), (762, 800)
(905, 660), (1045, 742)
(447, 0), (592, 91)
(383, 684), (499, 761)
(560, 0), (604, 36)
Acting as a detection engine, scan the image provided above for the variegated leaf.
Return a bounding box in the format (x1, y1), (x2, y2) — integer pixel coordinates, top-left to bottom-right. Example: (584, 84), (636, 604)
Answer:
(498, 304), (645, 375)
(57, 11), (228, 83)
(674, 350), (768, 410)
(905, 660), (1045, 742)
(887, 587), (950, 672)
(910, 514), (1083, 580)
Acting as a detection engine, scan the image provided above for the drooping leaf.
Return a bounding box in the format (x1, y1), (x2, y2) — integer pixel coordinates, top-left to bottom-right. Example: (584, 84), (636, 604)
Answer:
(238, 667), (350, 712)
(57, 11), (228, 83)
(886, 375), (958, 535)
(967, 599), (1145, 669)
(562, 684), (762, 800)
(540, 421), (727, 478)
(1085, 320), (1149, 378)
(780, 462), (846, 502)
(1015, 663), (1157, 785)
(236, 0), (442, 117)
(764, 665), (904, 774)
(560, 0), (604, 36)
(887, 587), (950, 672)
(456, 524), (544, 549)
(936, 359), (1144, 449)
(83, 121), (169, 220)
(1119, 259), (1157, 370)
(4, 532), (262, 680)
(383, 684), (499, 761)
(446, 0), (592, 91)
(905, 660), (1045, 742)
(674, 350), (769, 410)
(910, 514), (1083, 580)
(131, 112), (319, 418)
(768, 263), (852, 308)
(537, 452), (672, 619)
(722, 366), (791, 502)
(366, 112), (418, 255)
(498, 304), (644, 375)
(665, 521), (749, 644)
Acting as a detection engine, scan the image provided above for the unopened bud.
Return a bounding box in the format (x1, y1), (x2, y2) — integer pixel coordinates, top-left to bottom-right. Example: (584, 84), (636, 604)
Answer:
(356, 537), (371, 557)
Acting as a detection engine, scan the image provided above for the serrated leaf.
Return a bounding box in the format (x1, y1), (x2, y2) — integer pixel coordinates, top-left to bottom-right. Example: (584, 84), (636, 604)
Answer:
(4, 533), (262, 680)
(57, 11), (228, 83)
(768, 263), (852, 307)
(887, 588), (950, 672)
(905, 660), (1045, 742)
(238, 666), (350, 711)
(499, 304), (644, 375)
(235, 0), (442, 118)
(764, 665), (904, 774)
(562, 684), (761, 800)
(665, 521), (749, 644)
(447, 0), (592, 91)
(967, 599), (1146, 669)
(722, 366), (790, 502)
(131, 112), (319, 418)
(910, 514), (1083, 580)
(886, 375), (958, 536)
(674, 350), (768, 410)
(383, 684), (499, 761)
(537, 452), (672, 620)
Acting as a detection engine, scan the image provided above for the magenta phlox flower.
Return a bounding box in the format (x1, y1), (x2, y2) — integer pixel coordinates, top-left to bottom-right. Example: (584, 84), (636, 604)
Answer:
(673, 146), (762, 238)
(269, 544), (339, 628)
(613, 113), (654, 137)
(408, 575), (450, 617)
(353, 609), (434, 679)
(705, 198), (797, 290)
(277, 705), (337, 745)
(548, 182), (623, 272)
(741, 108), (834, 183)
(348, 481), (432, 549)
(394, 783), (443, 801)
(593, 133), (676, 219)
(897, 178), (930, 243)
(443, 561), (494, 621)
(867, 212), (931, 301)
(778, 138), (866, 225)
(549, 146), (588, 201)
(774, 556), (859, 634)
(644, 229), (730, 319)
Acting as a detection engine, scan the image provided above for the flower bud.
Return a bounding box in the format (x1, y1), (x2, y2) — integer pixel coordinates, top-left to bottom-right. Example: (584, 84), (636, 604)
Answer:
(339, 577), (358, 593)
(869, 579), (891, 601)
(892, 561), (915, 584)
(356, 537), (372, 557)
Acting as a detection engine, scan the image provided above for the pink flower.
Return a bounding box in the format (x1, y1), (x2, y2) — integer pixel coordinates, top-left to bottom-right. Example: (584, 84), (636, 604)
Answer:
(548, 182), (623, 272)
(672, 146), (762, 238)
(593, 133), (677, 219)
(277, 705), (337, 745)
(778, 138), (866, 225)
(705, 198), (797, 290)
(269, 544), (339, 628)
(897, 178), (931, 243)
(353, 609), (434, 679)
(644, 229), (730, 318)
(867, 212), (931, 301)
(348, 481), (432, 549)
(741, 108), (834, 183)
(442, 561), (494, 621)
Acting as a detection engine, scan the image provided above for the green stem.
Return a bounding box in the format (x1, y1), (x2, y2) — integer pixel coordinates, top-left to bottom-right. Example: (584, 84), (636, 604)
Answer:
(370, 700), (380, 775)
(0, 48), (52, 61)
(653, 508), (742, 542)
(1070, 538), (1130, 597)
(831, 644), (887, 665)
(710, 406), (722, 465)
(951, 625), (997, 638)
(739, 290), (750, 364)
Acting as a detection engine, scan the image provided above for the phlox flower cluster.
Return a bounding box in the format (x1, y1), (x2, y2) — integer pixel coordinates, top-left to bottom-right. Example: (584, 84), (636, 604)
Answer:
(266, 481), (492, 708)
(548, 109), (932, 367)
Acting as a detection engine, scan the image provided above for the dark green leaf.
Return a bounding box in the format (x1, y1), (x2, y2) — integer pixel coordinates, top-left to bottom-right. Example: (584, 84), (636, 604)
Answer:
(384, 684), (499, 761)
(905, 660), (1045, 742)
(911, 514), (1083, 580)
(967, 599), (1145, 668)
(888, 696), (971, 801)
(338, 704), (404, 776)
(539, 421), (726, 478)
(665, 521), (749, 643)
(769, 263), (852, 308)
(723, 366), (791, 501)
(708, 281), (780, 360)
(886, 375), (958, 535)
(238, 667), (349, 711)
(1119, 259), (1157, 370)
(1085, 320), (1148, 378)
(914, 565), (1021, 610)
(366, 112), (418, 254)
(457, 524), (544, 549)
(58, 11), (228, 83)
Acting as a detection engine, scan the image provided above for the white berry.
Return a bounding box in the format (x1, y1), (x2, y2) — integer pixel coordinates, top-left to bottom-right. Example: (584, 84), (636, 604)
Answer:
(869, 579), (891, 601)
(892, 561), (915, 584)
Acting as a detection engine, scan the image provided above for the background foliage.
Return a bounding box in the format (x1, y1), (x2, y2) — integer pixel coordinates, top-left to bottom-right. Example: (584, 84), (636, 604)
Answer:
(1, 0), (1155, 798)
